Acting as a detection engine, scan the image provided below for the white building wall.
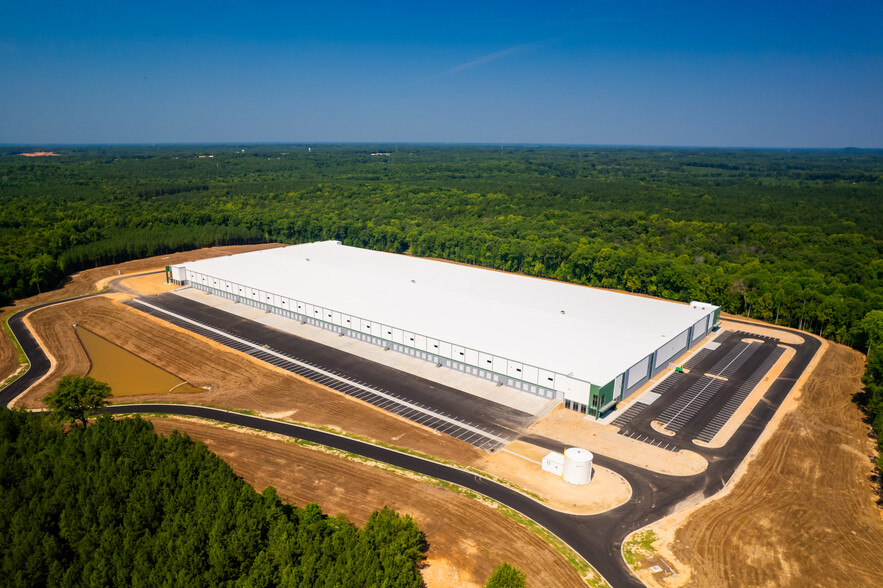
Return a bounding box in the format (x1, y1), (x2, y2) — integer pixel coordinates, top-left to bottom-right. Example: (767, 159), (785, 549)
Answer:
(559, 375), (591, 405)
(627, 356), (651, 389)
(655, 328), (690, 366)
(171, 262), (715, 406)
(692, 315), (709, 342)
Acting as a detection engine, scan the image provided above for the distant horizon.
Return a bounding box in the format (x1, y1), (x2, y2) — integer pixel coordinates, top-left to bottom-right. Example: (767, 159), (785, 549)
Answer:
(3, 1), (881, 148)
(3, 142), (882, 152)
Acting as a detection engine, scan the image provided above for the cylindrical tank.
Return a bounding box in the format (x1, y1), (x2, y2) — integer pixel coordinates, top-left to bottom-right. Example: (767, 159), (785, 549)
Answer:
(562, 447), (593, 485)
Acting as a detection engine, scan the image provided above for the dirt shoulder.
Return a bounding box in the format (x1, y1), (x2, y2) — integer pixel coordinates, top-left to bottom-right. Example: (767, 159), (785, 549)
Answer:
(146, 416), (587, 588)
(0, 243), (286, 381)
(634, 342), (883, 587)
(721, 315), (804, 344)
(485, 441), (632, 514)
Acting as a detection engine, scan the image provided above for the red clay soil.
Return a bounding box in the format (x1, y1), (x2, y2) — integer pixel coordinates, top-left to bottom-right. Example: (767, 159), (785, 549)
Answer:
(16, 295), (485, 467)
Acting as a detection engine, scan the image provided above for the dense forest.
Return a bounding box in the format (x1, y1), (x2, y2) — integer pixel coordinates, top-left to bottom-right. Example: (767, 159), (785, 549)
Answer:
(0, 409), (427, 587)
(1, 144), (881, 458)
(1, 146), (879, 346)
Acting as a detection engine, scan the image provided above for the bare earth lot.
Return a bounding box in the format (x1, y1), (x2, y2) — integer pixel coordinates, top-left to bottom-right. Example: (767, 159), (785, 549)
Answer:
(647, 342), (883, 587)
(147, 417), (586, 588)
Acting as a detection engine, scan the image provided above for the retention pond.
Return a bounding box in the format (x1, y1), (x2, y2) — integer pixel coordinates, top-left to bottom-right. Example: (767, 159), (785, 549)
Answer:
(76, 326), (202, 396)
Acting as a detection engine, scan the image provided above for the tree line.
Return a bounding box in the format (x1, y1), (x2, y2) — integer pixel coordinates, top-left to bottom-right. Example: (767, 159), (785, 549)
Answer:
(1, 147), (879, 349)
(0, 408), (428, 587)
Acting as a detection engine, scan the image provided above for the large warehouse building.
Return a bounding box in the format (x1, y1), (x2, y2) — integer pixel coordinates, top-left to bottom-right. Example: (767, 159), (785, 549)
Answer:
(166, 241), (720, 416)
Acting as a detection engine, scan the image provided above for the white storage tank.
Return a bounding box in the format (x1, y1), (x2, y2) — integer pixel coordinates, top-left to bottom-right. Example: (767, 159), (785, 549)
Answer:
(562, 447), (593, 485)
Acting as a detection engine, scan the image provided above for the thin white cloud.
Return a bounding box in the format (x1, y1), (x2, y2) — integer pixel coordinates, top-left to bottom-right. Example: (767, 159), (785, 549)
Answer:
(417, 40), (545, 82)
(446, 41), (542, 74)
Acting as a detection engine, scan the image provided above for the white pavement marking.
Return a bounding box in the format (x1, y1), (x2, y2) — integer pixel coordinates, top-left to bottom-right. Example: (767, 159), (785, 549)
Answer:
(134, 299), (509, 446)
(664, 343), (753, 429)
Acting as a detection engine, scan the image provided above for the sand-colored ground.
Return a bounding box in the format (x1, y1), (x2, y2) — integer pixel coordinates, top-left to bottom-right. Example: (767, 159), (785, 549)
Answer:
(147, 417), (586, 588)
(113, 273), (182, 296)
(530, 406), (708, 476)
(650, 420), (676, 436)
(490, 441), (631, 514)
(0, 243), (286, 382)
(632, 342), (883, 588)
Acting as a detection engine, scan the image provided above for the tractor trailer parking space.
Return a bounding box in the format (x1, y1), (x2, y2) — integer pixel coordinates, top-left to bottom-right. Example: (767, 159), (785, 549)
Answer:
(612, 331), (786, 449)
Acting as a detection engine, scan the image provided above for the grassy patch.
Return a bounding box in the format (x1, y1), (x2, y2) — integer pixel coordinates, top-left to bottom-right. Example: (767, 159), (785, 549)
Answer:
(622, 529), (659, 569)
(2, 312), (27, 365)
(0, 309), (30, 391)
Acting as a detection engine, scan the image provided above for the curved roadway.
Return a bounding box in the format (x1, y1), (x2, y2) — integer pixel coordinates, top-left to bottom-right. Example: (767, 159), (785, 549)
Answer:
(1, 284), (821, 588)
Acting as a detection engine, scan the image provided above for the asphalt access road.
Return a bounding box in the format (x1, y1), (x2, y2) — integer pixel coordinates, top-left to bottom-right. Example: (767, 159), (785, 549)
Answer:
(2, 288), (822, 587)
(116, 295), (822, 586)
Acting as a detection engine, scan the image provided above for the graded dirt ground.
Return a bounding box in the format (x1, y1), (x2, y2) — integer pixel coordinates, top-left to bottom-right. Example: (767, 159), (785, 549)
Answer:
(146, 417), (586, 588)
(488, 441), (631, 514)
(647, 342), (883, 588)
(0, 243), (285, 381)
(16, 292), (632, 514)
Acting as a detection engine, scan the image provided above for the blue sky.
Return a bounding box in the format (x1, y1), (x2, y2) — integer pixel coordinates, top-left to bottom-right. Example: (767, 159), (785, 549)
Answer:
(1, 1), (881, 147)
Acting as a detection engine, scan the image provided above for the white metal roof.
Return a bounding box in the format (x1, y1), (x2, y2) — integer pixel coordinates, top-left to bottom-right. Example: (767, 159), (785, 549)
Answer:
(176, 241), (713, 385)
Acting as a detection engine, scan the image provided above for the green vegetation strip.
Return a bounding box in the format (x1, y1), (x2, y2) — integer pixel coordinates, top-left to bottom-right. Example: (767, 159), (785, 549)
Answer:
(1, 309), (31, 391)
(622, 530), (659, 570)
(2, 310), (27, 365)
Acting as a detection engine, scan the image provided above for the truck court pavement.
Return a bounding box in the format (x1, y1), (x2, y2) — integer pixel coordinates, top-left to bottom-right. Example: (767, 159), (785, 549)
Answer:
(126, 293), (539, 452)
(1, 281), (822, 587)
(613, 331), (787, 450)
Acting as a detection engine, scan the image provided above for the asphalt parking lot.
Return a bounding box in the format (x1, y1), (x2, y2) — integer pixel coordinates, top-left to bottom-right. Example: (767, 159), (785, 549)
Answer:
(612, 330), (783, 449)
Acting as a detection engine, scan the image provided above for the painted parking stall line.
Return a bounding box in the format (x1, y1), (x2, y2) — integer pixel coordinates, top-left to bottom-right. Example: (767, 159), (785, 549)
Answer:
(130, 298), (510, 452)
(659, 341), (757, 431)
(695, 346), (785, 443)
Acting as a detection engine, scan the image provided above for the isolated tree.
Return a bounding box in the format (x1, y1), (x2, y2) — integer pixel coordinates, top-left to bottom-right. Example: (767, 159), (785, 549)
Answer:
(485, 562), (526, 588)
(44, 375), (112, 427)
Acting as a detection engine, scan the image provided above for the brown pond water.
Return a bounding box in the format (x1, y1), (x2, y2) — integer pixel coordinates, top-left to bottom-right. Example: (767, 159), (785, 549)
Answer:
(76, 327), (202, 397)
